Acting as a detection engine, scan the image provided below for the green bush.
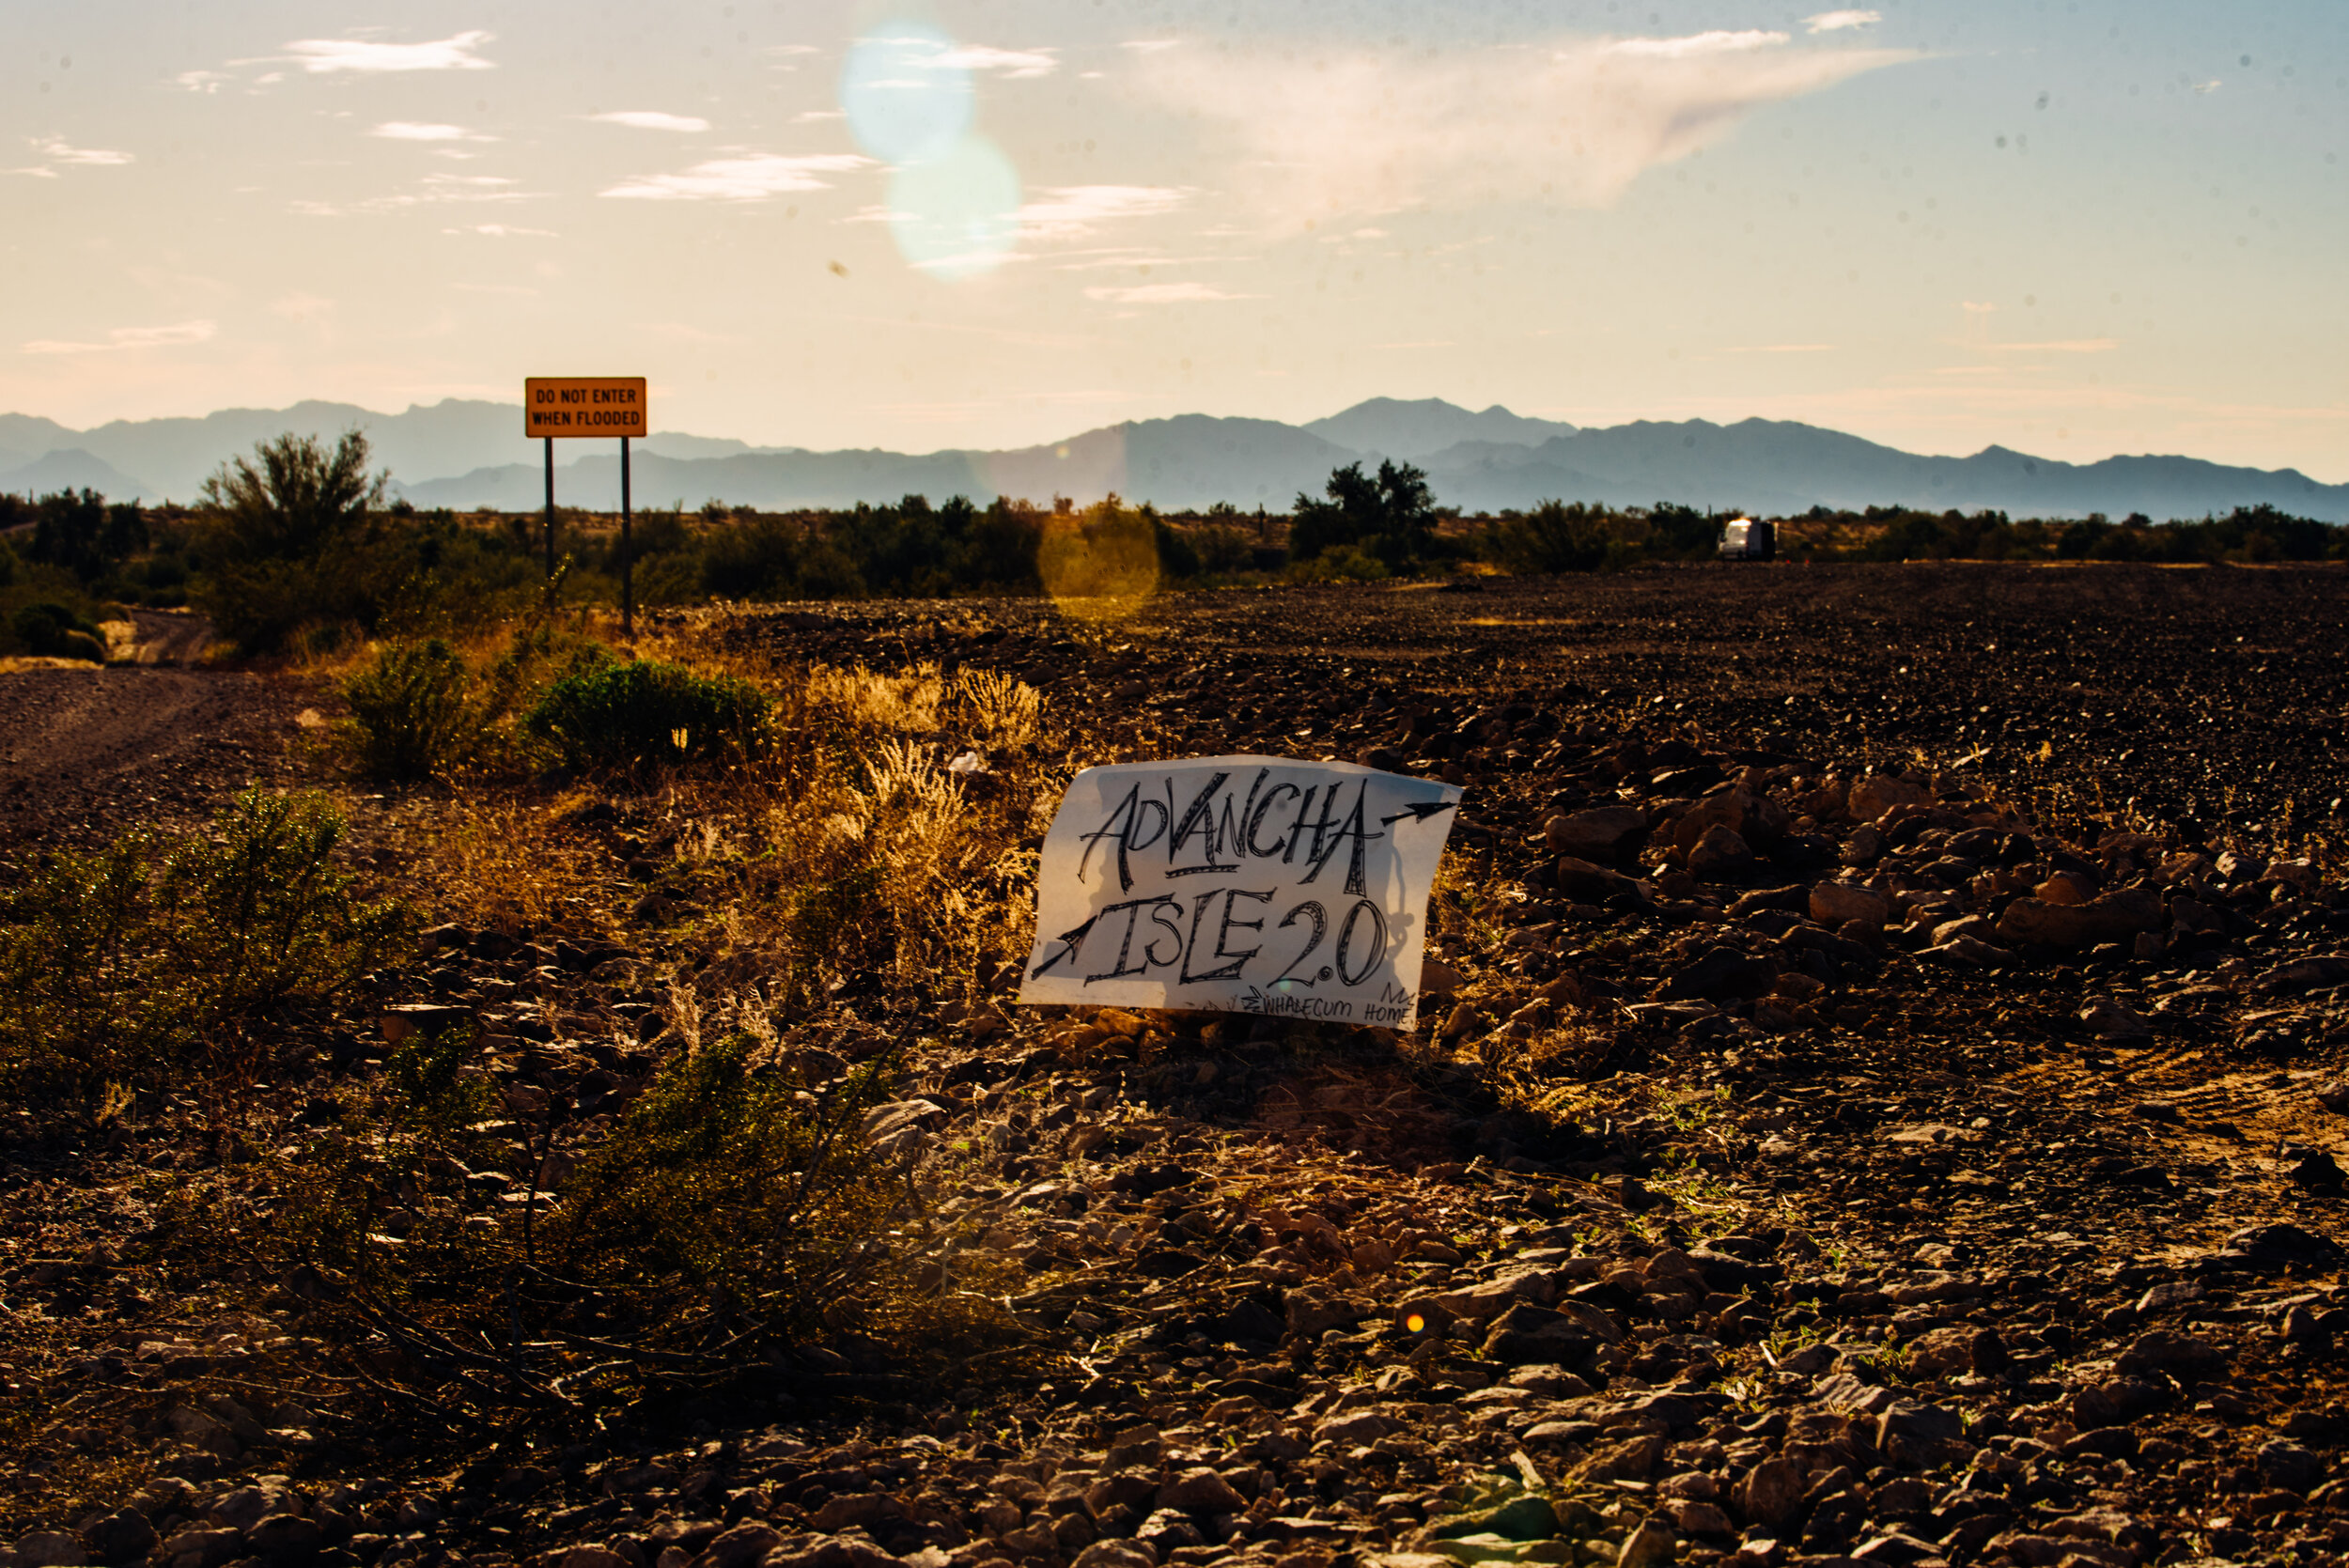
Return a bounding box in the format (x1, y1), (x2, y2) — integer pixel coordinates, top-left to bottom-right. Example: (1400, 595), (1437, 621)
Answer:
(1291, 459), (1438, 569)
(27, 488), (147, 583)
(8, 600), (106, 660)
(547, 1033), (916, 1349)
(1286, 542), (1391, 582)
(1190, 522), (1256, 576)
(1152, 517), (1202, 580)
(0, 789), (412, 1108)
(197, 430), (396, 653)
(522, 650), (770, 770)
(342, 639), (480, 782)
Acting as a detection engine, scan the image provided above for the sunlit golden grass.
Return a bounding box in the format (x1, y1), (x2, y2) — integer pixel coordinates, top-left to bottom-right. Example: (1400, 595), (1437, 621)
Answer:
(383, 790), (618, 937)
(349, 629), (1083, 1021)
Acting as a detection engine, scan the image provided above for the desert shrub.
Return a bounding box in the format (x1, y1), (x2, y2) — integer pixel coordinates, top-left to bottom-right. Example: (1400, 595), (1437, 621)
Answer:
(203, 430), (383, 562)
(8, 600), (106, 661)
(257, 1029), (1033, 1423)
(1290, 459), (1438, 569)
(197, 431), (395, 652)
(1190, 522), (1255, 575)
(342, 639), (481, 782)
(523, 650), (770, 770)
(543, 1033), (934, 1354)
(1152, 517), (1202, 580)
(956, 499), (1047, 591)
(194, 433), (552, 650)
(24, 489), (147, 584)
(369, 517), (545, 639)
(700, 512), (817, 600)
(1641, 501), (1728, 560)
(713, 662), (1048, 1003)
(0, 542), (117, 657)
(1481, 499), (1621, 574)
(1287, 542), (1391, 582)
(0, 789), (412, 1108)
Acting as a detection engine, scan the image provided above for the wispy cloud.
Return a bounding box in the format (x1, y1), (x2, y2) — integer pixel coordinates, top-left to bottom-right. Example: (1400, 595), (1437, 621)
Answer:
(1048, 252), (1236, 273)
(23, 319), (216, 355)
(1987, 338), (2120, 353)
(279, 31), (496, 74)
(600, 151), (869, 202)
(370, 122), (492, 143)
(1018, 185), (1191, 240)
(1130, 32), (1916, 223)
(856, 33), (1058, 81)
(8, 136), (135, 179)
(293, 172), (542, 217)
(1083, 282), (1259, 303)
(174, 69), (226, 93)
(1805, 10), (1882, 33)
(589, 111), (710, 133)
(1605, 30), (1789, 58)
(927, 45), (1057, 80)
(449, 223), (557, 237)
(29, 135), (134, 169)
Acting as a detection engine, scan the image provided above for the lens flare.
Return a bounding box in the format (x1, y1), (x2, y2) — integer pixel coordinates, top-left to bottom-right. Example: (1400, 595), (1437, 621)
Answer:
(840, 23), (1023, 281)
(839, 24), (972, 165)
(1037, 499), (1159, 622)
(888, 135), (1020, 281)
(1405, 1312), (1427, 1335)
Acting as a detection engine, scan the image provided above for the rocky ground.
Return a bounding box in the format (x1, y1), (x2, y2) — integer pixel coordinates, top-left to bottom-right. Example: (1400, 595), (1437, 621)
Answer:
(5, 563), (2349, 1568)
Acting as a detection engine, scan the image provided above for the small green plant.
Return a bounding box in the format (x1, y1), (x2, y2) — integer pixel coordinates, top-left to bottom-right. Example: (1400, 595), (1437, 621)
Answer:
(522, 649), (770, 770)
(0, 789), (412, 1109)
(342, 638), (480, 781)
(382, 1021), (499, 1137)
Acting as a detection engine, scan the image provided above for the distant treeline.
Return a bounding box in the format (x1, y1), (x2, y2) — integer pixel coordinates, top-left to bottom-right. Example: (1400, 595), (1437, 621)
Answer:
(1767, 502), (2348, 566)
(2, 431), (2341, 659)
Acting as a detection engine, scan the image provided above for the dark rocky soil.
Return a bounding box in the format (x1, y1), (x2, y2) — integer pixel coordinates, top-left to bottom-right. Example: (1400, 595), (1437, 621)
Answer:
(7, 564), (2349, 1568)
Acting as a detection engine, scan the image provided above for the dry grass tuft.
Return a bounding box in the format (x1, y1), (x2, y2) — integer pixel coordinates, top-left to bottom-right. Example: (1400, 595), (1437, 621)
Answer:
(384, 791), (617, 936)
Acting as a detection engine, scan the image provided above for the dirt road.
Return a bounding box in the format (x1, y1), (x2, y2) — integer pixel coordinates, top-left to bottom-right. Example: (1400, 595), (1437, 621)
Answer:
(0, 614), (315, 860)
(125, 606), (215, 665)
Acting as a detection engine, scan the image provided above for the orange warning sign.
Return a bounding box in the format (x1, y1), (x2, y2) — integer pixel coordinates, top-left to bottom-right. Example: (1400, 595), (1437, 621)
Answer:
(524, 377), (647, 439)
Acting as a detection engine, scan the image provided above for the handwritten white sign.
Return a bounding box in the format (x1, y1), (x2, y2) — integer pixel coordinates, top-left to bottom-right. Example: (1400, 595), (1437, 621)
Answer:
(1019, 756), (1464, 1026)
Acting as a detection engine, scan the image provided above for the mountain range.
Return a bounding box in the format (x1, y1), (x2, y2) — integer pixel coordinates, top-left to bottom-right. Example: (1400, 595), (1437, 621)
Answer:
(2, 395), (2341, 522)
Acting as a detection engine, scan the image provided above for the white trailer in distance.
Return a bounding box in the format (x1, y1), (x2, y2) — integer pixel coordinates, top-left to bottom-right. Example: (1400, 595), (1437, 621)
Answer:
(1719, 517), (1776, 561)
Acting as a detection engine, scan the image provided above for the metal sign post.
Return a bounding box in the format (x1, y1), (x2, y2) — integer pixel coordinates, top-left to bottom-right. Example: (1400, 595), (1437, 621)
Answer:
(620, 435), (633, 636)
(542, 436), (555, 577)
(523, 377), (649, 623)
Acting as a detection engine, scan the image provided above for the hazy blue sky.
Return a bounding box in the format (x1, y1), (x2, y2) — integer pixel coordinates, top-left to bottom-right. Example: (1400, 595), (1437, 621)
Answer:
(4, 2), (2341, 474)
